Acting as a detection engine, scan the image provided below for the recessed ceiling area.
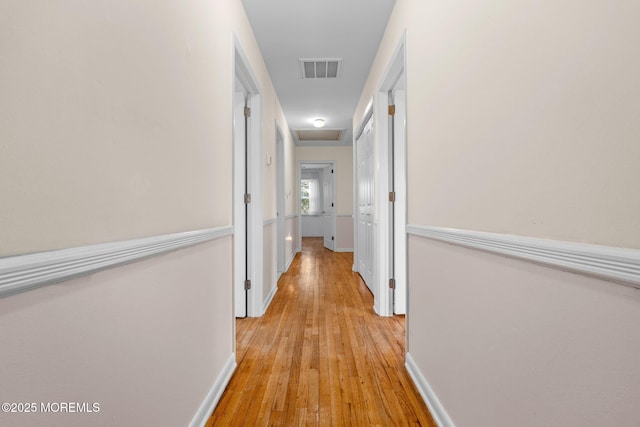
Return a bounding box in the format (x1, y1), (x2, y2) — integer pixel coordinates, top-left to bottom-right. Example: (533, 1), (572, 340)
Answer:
(295, 129), (345, 143)
(301, 163), (332, 170)
(241, 0), (396, 147)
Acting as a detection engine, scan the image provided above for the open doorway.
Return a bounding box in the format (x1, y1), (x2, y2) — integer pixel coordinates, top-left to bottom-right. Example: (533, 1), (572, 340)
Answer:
(298, 161), (336, 252)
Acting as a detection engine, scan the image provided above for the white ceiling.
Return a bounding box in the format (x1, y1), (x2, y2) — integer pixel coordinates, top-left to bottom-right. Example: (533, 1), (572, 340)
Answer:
(241, 0), (396, 146)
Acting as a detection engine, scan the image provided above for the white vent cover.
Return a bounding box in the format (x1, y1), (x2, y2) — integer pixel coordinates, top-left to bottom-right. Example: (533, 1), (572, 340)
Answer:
(299, 58), (342, 79)
(296, 129), (344, 141)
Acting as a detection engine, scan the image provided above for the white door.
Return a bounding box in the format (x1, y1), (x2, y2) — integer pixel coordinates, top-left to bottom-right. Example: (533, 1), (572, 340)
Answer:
(356, 118), (375, 294)
(322, 165), (335, 250)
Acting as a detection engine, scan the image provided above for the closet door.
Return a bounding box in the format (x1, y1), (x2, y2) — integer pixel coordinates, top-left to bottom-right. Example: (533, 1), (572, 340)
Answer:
(356, 118), (376, 294)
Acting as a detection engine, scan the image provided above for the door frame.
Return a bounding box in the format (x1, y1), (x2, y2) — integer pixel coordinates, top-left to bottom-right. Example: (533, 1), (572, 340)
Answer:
(389, 82), (407, 315)
(378, 37), (407, 316)
(276, 124), (286, 279)
(321, 163), (336, 251)
(233, 36), (264, 318)
(376, 35), (407, 316)
(297, 160), (337, 251)
(353, 35), (407, 317)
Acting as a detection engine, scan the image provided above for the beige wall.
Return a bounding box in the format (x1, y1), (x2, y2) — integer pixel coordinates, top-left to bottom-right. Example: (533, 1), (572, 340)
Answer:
(337, 215), (354, 250)
(295, 146), (354, 216)
(1, 1), (230, 255)
(355, 0), (640, 249)
(0, 0), (289, 425)
(0, 238), (233, 427)
(356, 0), (640, 425)
(263, 100), (295, 219)
(409, 237), (640, 427)
(0, 0), (293, 257)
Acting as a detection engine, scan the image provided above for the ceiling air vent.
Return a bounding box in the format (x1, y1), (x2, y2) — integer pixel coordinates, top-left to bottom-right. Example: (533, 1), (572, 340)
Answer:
(296, 129), (344, 142)
(300, 58), (342, 79)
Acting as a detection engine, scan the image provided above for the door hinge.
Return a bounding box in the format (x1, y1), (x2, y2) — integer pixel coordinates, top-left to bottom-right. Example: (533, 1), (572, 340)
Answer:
(244, 193), (251, 204)
(244, 106), (251, 118)
(389, 191), (396, 202)
(331, 202), (334, 207)
(331, 169), (334, 173)
(388, 105), (396, 116)
(332, 236), (334, 241)
(244, 279), (252, 290)
(389, 278), (396, 289)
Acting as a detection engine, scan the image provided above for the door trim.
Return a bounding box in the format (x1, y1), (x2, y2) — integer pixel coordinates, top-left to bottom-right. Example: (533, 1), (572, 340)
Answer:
(322, 163), (337, 251)
(276, 124), (286, 278)
(298, 161), (337, 252)
(371, 34), (407, 317)
(233, 36), (264, 318)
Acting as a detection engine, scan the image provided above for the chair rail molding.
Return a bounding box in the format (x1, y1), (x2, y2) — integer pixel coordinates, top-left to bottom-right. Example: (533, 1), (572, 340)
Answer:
(0, 226), (234, 298)
(407, 225), (640, 289)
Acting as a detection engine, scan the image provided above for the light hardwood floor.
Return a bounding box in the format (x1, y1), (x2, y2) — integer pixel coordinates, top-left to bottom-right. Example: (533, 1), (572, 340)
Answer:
(206, 237), (435, 426)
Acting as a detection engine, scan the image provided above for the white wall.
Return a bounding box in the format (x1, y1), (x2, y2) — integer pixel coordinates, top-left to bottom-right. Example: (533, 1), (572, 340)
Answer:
(0, 0), (290, 425)
(355, 0), (640, 425)
(301, 215), (323, 237)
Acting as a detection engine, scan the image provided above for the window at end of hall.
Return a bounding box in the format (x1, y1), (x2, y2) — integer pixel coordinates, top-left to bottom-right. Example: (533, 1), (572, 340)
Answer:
(301, 179), (310, 214)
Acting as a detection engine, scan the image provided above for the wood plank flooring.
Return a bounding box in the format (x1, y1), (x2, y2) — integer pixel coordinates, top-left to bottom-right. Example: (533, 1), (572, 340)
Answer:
(206, 237), (435, 426)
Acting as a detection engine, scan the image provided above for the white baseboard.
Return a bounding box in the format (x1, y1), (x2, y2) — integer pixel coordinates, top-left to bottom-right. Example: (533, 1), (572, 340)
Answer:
(285, 250), (297, 272)
(334, 248), (354, 253)
(407, 225), (640, 289)
(188, 353), (236, 427)
(405, 353), (455, 427)
(263, 283), (278, 313)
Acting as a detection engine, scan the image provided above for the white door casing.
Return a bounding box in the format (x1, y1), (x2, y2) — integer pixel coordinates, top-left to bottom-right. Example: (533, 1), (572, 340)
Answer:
(322, 164), (335, 251)
(232, 84), (247, 318)
(233, 38), (263, 318)
(390, 80), (407, 315)
(298, 161), (336, 251)
(380, 38), (407, 316)
(276, 126), (286, 278)
(353, 36), (406, 317)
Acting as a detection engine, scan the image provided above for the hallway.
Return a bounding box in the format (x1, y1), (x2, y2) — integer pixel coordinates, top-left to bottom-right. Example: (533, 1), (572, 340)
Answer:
(207, 238), (435, 426)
